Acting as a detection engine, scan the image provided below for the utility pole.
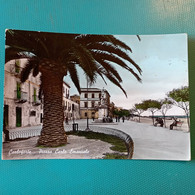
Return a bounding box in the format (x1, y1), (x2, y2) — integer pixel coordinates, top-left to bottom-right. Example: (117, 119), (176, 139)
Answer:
(85, 76), (90, 131)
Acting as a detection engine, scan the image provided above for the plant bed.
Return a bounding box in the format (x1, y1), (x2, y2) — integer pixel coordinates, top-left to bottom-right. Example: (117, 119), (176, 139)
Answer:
(66, 131), (128, 159)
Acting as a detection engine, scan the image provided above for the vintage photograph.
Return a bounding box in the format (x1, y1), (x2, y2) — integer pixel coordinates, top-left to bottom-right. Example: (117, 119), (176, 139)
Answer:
(2, 30), (190, 160)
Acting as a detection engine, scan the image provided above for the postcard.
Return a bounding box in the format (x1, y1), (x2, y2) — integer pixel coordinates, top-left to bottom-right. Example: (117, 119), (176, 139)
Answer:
(2, 30), (190, 160)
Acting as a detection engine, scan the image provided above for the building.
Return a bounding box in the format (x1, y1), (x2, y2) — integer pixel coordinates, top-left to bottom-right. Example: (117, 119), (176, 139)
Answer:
(70, 94), (80, 105)
(63, 82), (80, 120)
(4, 59), (43, 129)
(4, 59), (80, 130)
(80, 88), (110, 119)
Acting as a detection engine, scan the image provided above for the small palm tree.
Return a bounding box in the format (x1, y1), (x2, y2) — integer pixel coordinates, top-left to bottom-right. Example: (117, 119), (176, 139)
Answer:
(5, 29), (142, 147)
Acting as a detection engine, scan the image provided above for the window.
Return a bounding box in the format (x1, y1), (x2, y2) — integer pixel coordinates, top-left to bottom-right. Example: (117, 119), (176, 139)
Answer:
(16, 82), (21, 99)
(33, 88), (37, 102)
(85, 112), (88, 117)
(92, 93), (94, 98)
(15, 60), (20, 73)
(85, 93), (88, 98)
(84, 102), (88, 108)
(40, 113), (43, 123)
(91, 101), (95, 108)
(30, 110), (36, 116)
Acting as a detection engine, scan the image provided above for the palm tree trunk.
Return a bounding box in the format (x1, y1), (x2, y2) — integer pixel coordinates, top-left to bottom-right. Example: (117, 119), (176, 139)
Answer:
(37, 70), (67, 147)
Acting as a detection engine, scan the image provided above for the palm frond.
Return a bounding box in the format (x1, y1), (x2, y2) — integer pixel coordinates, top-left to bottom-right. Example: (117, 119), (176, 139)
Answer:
(66, 63), (81, 93)
(96, 59), (122, 82)
(105, 72), (127, 97)
(86, 42), (142, 74)
(92, 51), (141, 82)
(20, 59), (37, 83)
(72, 44), (98, 83)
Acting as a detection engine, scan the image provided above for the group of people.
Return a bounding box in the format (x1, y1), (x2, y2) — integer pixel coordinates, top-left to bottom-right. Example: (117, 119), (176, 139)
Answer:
(154, 117), (180, 130)
(102, 116), (113, 123)
(115, 116), (125, 123)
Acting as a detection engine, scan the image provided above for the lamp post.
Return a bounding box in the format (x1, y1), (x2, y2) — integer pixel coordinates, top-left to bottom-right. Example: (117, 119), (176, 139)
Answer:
(85, 76), (90, 131)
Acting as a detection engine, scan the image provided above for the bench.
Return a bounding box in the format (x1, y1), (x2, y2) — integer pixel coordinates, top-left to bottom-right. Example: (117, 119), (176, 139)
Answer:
(170, 121), (184, 130)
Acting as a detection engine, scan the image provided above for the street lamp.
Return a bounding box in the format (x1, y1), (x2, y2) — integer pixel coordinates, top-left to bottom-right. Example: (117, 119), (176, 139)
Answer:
(85, 76), (90, 131)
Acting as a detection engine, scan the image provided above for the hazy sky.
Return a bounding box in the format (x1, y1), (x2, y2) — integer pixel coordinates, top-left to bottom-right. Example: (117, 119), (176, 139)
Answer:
(64, 34), (188, 115)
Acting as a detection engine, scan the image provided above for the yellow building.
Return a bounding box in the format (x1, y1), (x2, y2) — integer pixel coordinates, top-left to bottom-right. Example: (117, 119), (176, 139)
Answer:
(80, 88), (110, 119)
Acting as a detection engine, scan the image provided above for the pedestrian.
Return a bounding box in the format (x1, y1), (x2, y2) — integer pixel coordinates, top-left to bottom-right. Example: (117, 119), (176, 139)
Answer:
(122, 116), (125, 123)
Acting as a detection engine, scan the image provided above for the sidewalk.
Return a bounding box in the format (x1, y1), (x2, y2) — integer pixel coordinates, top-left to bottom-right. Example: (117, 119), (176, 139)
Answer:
(2, 135), (115, 160)
(90, 120), (190, 161)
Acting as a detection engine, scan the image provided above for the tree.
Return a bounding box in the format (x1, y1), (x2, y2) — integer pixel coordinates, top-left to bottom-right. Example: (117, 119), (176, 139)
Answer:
(5, 29), (142, 147)
(113, 109), (130, 118)
(167, 86), (190, 128)
(133, 103), (146, 122)
(142, 99), (162, 125)
(160, 98), (173, 127)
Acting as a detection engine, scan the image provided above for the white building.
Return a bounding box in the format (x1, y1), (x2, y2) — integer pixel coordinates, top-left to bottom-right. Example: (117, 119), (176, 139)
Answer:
(63, 82), (80, 120)
(4, 59), (80, 130)
(4, 59), (43, 129)
(80, 88), (110, 119)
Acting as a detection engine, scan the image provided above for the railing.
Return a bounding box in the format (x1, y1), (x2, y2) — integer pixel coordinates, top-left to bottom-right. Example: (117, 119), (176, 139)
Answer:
(9, 126), (42, 140)
(14, 90), (27, 103)
(32, 95), (41, 106)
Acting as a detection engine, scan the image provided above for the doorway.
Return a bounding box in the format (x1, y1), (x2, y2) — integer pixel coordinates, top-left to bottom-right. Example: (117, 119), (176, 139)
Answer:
(16, 107), (22, 127)
(4, 105), (9, 127)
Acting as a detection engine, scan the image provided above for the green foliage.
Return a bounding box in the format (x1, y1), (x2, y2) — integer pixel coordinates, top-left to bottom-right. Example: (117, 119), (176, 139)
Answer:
(135, 102), (147, 111)
(167, 86), (189, 102)
(142, 99), (162, 111)
(67, 131), (127, 153)
(113, 109), (130, 117)
(167, 86), (190, 128)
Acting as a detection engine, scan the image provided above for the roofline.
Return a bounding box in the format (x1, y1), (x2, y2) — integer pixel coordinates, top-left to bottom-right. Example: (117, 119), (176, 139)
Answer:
(63, 81), (70, 88)
(80, 88), (110, 97)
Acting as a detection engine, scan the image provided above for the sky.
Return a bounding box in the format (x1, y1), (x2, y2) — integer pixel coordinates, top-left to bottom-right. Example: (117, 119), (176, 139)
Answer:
(64, 34), (188, 116)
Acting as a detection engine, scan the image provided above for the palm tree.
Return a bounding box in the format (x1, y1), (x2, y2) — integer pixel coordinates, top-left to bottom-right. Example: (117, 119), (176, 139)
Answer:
(5, 29), (142, 147)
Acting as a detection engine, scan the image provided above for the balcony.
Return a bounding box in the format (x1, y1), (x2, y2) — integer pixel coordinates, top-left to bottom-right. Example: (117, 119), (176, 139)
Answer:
(10, 63), (22, 76)
(14, 90), (27, 103)
(32, 95), (41, 106)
